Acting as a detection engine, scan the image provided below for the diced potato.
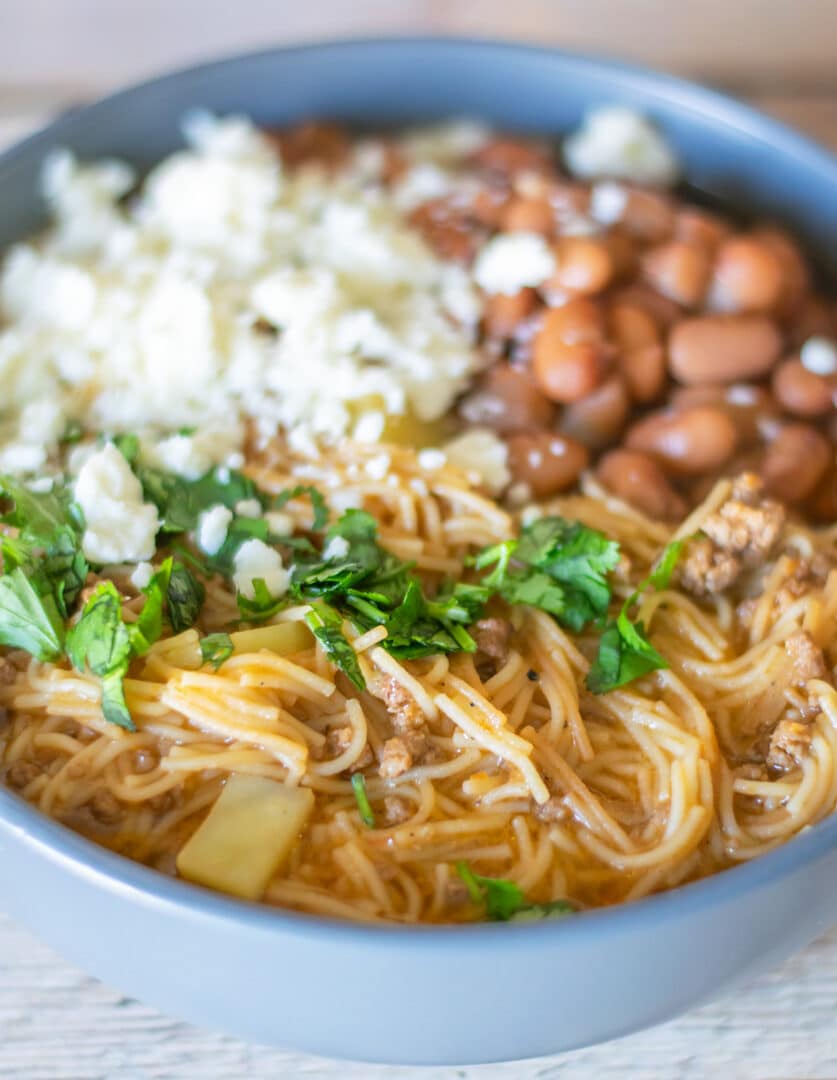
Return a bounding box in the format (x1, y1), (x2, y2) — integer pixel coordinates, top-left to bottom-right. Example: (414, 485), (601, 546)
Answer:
(176, 775), (314, 901)
(230, 621), (313, 657)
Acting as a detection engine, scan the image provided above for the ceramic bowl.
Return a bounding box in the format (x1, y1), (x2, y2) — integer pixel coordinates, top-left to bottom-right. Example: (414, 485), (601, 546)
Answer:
(1, 38), (836, 1065)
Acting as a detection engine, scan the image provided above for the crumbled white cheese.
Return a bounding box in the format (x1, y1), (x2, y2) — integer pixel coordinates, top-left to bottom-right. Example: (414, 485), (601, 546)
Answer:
(143, 423), (244, 480)
(265, 511), (294, 537)
(234, 498), (262, 518)
(520, 502), (542, 527)
(365, 453), (391, 480)
(0, 113), (482, 467)
(442, 428), (510, 495)
(130, 561), (154, 590)
(197, 504), (234, 556)
(589, 181), (629, 225)
(472, 233), (556, 296)
(353, 411), (385, 443)
(800, 336), (837, 376)
(564, 107), (680, 187)
(323, 535), (350, 561)
(27, 476), (56, 494)
(399, 121), (490, 165)
(417, 448), (447, 471)
(232, 539), (290, 601)
(330, 490), (362, 512)
(74, 443), (160, 564)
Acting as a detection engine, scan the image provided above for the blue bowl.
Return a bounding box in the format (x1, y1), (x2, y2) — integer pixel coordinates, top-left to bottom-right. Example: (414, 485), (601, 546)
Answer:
(1, 38), (836, 1066)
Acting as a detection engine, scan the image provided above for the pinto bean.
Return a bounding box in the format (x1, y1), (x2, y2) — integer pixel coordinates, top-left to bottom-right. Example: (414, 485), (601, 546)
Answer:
(591, 183), (675, 243)
(546, 236), (614, 297)
(409, 198), (483, 262)
(506, 431), (589, 498)
(470, 138), (552, 178)
(752, 227), (810, 320)
(675, 208), (730, 252)
(608, 283), (683, 329)
(670, 383), (780, 447)
(772, 358), (835, 418)
(668, 315), (783, 384)
(532, 299), (610, 403)
(625, 406), (738, 474)
(762, 423), (832, 502)
(458, 364), (554, 433)
(501, 196), (554, 235)
(264, 121), (349, 169)
(641, 240), (712, 309)
(608, 303), (667, 402)
(560, 374), (632, 450)
(597, 448), (687, 520)
(483, 289), (540, 340)
(708, 236), (785, 314)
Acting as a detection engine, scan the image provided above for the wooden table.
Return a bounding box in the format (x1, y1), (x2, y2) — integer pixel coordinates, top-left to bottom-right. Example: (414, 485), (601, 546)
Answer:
(1, 91), (836, 1080)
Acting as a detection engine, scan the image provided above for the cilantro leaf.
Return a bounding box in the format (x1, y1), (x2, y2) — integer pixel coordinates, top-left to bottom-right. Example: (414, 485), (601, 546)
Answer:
(586, 539), (685, 695)
(456, 861), (526, 920)
(128, 560), (172, 655)
(200, 632), (234, 670)
(304, 602), (365, 690)
(166, 562), (205, 633)
(111, 432), (140, 464)
(0, 567), (65, 660)
(237, 577), (286, 621)
(471, 517), (619, 633)
(66, 582), (135, 730)
(273, 484), (329, 531)
(455, 861), (576, 923)
(351, 772), (375, 827)
(0, 476), (90, 617)
(137, 465), (260, 534)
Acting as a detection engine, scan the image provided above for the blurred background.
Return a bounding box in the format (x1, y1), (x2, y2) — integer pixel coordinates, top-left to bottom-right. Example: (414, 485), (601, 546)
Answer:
(2, 0), (837, 147)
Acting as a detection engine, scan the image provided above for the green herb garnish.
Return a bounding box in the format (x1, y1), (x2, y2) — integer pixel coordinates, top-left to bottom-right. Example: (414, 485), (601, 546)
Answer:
(472, 517), (620, 632)
(303, 602), (365, 690)
(585, 538), (686, 695)
(200, 632), (234, 670)
(455, 861), (575, 922)
(66, 581), (134, 730)
(351, 772), (375, 827)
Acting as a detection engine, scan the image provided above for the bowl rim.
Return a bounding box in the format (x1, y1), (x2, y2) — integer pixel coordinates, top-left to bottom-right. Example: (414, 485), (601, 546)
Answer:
(1, 34), (836, 947)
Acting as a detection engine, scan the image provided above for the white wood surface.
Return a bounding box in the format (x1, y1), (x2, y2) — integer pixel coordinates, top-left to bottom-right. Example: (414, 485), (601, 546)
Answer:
(2, 85), (837, 1080)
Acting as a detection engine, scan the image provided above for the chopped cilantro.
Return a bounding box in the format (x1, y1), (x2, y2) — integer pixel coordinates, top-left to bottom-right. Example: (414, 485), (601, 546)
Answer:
(586, 539), (685, 695)
(166, 563), (206, 633)
(0, 568), (65, 661)
(273, 484), (329, 531)
(137, 465), (261, 534)
(351, 772), (375, 827)
(66, 582), (134, 730)
(472, 517), (620, 633)
(111, 432), (140, 464)
(455, 861), (575, 922)
(304, 602), (365, 690)
(200, 632), (234, 670)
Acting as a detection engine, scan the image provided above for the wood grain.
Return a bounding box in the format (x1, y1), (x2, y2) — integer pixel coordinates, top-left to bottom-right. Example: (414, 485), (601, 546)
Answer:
(1, 92), (836, 1079)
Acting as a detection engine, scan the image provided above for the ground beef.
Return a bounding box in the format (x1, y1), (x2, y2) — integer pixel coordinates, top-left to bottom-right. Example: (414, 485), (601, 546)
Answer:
(88, 789), (124, 825)
(785, 631), (828, 685)
(766, 719), (814, 773)
(533, 795), (569, 823)
(5, 760), (42, 790)
(0, 658), (18, 685)
(376, 676), (425, 733)
(383, 795), (412, 824)
(378, 731), (441, 779)
(379, 736), (413, 779)
(473, 617), (512, 665)
(680, 473), (786, 597)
